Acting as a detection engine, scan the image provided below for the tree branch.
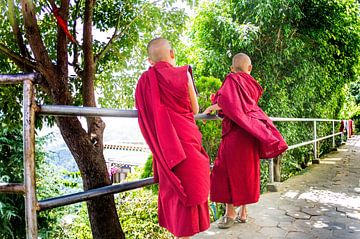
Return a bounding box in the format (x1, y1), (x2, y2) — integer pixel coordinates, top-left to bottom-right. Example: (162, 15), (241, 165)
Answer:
(83, 0), (96, 107)
(94, 4), (145, 64)
(94, 13), (122, 64)
(83, 0), (106, 148)
(72, 0), (83, 78)
(56, 0), (70, 81)
(7, 0), (31, 63)
(0, 43), (37, 71)
(20, 0), (55, 79)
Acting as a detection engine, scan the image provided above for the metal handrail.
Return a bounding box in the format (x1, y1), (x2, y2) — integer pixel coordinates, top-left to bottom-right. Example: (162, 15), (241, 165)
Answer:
(38, 177), (156, 211)
(0, 73), (38, 84)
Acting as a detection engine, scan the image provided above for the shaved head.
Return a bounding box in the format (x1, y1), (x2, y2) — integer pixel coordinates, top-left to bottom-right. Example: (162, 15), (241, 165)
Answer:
(232, 53), (252, 73)
(147, 38), (173, 64)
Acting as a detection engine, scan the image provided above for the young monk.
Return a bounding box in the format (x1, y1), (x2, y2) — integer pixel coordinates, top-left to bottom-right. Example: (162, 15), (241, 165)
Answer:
(203, 53), (288, 229)
(135, 38), (210, 238)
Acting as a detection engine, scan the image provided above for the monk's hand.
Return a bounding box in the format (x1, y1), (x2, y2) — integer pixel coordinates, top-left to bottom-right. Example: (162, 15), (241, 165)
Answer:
(210, 93), (216, 102)
(202, 106), (213, 115)
(201, 106), (213, 124)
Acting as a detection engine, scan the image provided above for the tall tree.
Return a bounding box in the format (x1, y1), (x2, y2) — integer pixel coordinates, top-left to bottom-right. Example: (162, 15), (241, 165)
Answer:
(0, 0), (187, 238)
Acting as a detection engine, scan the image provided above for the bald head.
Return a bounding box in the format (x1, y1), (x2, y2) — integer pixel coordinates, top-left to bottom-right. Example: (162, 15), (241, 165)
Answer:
(147, 38), (174, 65)
(232, 53), (252, 73)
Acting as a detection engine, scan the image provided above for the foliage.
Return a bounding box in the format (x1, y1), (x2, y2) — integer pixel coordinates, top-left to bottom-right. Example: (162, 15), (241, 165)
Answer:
(140, 154), (158, 194)
(62, 168), (173, 239)
(185, 0), (360, 181)
(195, 76), (223, 161)
(350, 81), (360, 105)
(119, 168), (173, 239)
(0, 125), (75, 239)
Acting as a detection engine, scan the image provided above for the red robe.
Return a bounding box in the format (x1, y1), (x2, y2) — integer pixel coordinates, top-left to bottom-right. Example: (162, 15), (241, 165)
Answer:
(135, 61), (210, 237)
(210, 72), (287, 206)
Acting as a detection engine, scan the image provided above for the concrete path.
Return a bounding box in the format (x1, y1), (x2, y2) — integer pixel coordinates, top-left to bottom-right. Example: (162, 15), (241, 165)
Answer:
(195, 135), (360, 239)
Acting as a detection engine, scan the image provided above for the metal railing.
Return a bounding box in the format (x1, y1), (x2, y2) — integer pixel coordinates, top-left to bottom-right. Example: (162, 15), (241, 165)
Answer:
(0, 73), (348, 239)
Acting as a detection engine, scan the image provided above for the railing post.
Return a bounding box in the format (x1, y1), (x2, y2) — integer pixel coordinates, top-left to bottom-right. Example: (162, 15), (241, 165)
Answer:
(332, 120), (335, 149)
(23, 80), (38, 239)
(273, 155), (282, 182)
(269, 158), (274, 183)
(267, 158), (280, 192)
(313, 120), (320, 164)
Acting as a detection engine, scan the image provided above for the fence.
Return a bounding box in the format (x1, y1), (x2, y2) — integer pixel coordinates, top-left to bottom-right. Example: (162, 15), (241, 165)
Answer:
(0, 74), (348, 239)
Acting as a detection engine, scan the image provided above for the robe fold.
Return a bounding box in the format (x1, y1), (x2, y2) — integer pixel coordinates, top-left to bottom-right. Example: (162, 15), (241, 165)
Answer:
(210, 72), (287, 206)
(135, 61), (210, 237)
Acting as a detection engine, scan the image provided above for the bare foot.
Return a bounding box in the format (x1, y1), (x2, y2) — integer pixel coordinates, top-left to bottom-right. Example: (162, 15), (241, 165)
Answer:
(225, 203), (237, 219)
(238, 205), (247, 222)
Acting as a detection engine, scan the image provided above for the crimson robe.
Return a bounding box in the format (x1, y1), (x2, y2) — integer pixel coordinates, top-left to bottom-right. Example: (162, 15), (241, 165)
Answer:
(210, 72), (287, 206)
(135, 61), (210, 237)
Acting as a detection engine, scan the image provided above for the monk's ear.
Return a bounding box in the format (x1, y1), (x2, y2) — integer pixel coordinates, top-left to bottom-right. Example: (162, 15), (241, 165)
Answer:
(248, 64), (252, 73)
(148, 58), (155, 66)
(170, 49), (175, 59)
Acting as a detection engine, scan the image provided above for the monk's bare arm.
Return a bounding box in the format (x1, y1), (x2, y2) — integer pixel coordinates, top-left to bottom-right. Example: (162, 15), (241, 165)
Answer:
(203, 103), (221, 115)
(188, 72), (199, 114)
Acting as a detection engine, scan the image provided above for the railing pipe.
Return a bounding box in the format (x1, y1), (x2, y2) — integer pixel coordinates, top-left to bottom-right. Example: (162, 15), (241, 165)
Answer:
(38, 105), (344, 123)
(270, 117), (342, 122)
(38, 177), (156, 211)
(313, 120), (317, 160)
(332, 120), (335, 148)
(38, 105), (220, 120)
(0, 183), (25, 194)
(0, 73), (37, 84)
(23, 80), (38, 239)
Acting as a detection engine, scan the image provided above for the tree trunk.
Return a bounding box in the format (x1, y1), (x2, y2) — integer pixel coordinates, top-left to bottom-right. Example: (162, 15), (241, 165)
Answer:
(20, 0), (125, 237)
(56, 117), (124, 239)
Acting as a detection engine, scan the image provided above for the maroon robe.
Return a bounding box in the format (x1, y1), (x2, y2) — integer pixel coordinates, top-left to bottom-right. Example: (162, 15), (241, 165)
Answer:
(135, 61), (210, 237)
(210, 72), (287, 206)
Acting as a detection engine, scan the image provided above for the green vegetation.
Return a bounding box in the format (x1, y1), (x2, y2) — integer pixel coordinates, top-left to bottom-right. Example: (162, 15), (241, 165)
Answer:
(181, 0), (360, 181)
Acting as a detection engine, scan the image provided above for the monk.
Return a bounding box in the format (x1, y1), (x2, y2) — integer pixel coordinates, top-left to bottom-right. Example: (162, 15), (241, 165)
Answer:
(135, 38), (210, 238)
(203, 53), (288, 228)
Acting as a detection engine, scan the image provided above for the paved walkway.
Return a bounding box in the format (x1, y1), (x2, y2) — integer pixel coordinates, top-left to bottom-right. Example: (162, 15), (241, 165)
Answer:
(195, 135), (360, 239)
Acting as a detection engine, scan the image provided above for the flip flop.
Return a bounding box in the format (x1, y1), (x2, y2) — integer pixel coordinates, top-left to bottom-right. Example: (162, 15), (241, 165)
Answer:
(217, 216), (235, 229)
(235, 216), (247, 223)
(235, 206), (248, 223)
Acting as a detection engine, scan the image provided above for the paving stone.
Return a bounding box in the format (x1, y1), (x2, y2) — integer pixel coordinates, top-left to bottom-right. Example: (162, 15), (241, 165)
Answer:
(285, 231), (314, 239)
(327, 221), (346, 230)
(347, 212), (360, 220)
(301, 207), (323, 216)
(348, 224), (360, 232)
(194, 136), (360, 239)
(324, 210), (346, 218)
(277, 222), (305, 232)
(285, 210), (311, 220)
(332, 229), (360, 239)
(258, 227), (287, 238)
(252, 218), (278, 227)
(309, 228), (335, 238)
(292, 219), (312, 231)
(336, 207), (360, 214)
(237, 231), (267, 239)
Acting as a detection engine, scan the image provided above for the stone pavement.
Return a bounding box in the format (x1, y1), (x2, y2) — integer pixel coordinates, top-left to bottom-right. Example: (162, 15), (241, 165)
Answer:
(194, 135), (360, 239)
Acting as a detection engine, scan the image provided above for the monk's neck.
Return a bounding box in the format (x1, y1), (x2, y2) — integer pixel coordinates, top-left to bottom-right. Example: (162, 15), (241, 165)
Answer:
(153, 61), (175, 68)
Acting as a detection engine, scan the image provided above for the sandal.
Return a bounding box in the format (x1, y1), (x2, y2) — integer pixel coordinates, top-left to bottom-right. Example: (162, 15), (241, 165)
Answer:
(235, 216), (247, 223)
(235, 206), (247, 223)
(217, 216), (235, 229)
